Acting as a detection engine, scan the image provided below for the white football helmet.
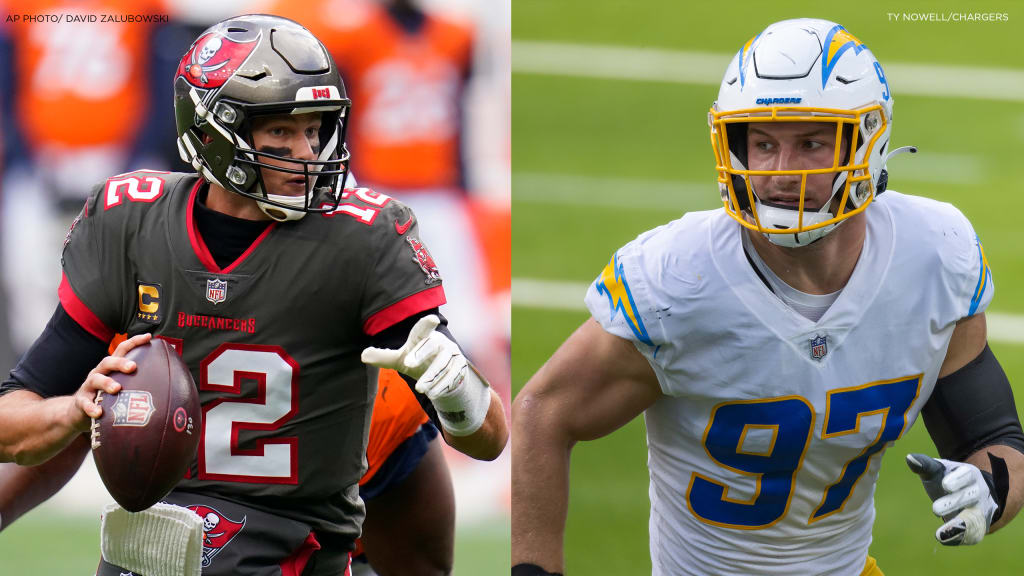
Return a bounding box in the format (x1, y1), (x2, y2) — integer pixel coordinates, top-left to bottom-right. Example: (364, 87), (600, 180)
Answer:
(710, 18), (912, 247)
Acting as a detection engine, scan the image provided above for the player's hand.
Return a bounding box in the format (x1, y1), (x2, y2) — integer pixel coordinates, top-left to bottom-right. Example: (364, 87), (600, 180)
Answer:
(362, 316), (491, 436)
(69, 333), (152, 431)
(360, 315), (464, 399)
(906, 453), (999, 545)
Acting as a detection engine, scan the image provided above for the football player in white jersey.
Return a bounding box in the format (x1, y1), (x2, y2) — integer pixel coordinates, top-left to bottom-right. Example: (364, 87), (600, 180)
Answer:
(512, 18), (1024, 576)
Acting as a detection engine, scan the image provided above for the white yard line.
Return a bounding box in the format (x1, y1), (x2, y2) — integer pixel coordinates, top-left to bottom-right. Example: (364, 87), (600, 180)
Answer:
(513, 172), (710, 211)
(513, 277), (1024, 344)
(988, 311), (1024, 345)
(512, 40), (1024, 102)
(512, 278), (591, 310)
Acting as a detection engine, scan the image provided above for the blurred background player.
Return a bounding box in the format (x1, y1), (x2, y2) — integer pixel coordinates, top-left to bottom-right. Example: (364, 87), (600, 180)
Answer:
(0, 3), (16, 375)
(353, 368), (454, 575)
(0, 0), (165, 355)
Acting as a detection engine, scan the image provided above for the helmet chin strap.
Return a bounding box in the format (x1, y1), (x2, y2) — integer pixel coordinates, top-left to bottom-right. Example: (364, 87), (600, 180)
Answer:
(755, 199), (841, 248)
(257, 191), (307, 222)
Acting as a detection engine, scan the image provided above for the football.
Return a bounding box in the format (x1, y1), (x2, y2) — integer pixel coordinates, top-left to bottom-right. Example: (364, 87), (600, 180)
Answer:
(90, 339), (201, 512)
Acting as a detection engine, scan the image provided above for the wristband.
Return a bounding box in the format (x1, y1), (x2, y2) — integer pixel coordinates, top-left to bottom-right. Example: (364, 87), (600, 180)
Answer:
(432, 362), (490, 436)
(984, 452), (1010, 524)
(511, 563), (563, 576)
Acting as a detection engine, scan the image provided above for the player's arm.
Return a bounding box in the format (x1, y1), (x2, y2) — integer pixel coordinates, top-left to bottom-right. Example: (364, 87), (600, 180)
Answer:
(942, 314), (1024, 533)
(363, 314), (508, 461)
(908, 312), (1024, 544)
(511, 317), (662, 575)
(438, 385), (506, 462)
(0, 305), (149, 465)
(360, 434), (455, 575)
(0, 434), (89, 531)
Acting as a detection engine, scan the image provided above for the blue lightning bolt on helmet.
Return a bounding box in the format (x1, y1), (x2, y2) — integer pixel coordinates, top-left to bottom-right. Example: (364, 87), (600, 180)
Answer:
(709, 18), (916, 247)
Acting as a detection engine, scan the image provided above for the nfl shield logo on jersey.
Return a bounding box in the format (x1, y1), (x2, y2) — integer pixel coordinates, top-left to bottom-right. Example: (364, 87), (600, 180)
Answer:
(206, 278), (227, 305)
(810, 335), (828, 361)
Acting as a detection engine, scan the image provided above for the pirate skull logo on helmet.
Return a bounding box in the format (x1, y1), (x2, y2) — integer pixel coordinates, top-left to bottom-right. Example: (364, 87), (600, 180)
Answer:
(197, 37), (222, 64)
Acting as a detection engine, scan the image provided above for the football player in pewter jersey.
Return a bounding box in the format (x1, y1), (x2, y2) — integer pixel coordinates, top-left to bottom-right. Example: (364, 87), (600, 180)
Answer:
(513, 19), (1024, 576)
(0, 14), (506, 576)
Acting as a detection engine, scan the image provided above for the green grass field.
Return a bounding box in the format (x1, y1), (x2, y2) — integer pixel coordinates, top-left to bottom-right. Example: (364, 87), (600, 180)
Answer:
(513, 1), (1024, 574)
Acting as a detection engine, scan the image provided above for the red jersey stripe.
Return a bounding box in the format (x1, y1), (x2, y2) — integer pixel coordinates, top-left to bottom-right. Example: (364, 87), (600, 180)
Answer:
(363, 285), (447, 335)
(58, 272), (114, 342)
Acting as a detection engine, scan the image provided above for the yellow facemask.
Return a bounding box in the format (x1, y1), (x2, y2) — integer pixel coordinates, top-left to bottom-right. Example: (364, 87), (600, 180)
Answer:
(709, 104), (888, 238)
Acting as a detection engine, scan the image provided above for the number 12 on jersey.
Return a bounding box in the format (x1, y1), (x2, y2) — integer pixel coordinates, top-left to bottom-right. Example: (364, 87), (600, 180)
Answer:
(157, 336), (301, 485)
(687, 375), (922, 529)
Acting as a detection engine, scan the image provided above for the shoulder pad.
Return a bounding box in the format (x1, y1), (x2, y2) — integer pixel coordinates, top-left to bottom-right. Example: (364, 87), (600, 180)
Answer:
(319, 187), (413, 232)
(881, 192), (993, 319)
(85, 170), (194, 216)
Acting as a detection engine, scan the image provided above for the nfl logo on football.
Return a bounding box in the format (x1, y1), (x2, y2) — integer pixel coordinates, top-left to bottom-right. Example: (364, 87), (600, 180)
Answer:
(206, 278), (227, 305)
(810, 335), (828, 361)
(111, 390), (156, 427)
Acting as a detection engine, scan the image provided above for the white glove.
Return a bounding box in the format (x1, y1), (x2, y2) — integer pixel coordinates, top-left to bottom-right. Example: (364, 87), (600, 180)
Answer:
(361, 315), (490, 436)
(906, 453), (999, 545)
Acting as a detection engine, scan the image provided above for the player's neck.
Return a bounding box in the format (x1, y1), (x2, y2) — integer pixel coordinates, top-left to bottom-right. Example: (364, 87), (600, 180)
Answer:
(745, 213), (866, 295)
(205, 182), (272, 221)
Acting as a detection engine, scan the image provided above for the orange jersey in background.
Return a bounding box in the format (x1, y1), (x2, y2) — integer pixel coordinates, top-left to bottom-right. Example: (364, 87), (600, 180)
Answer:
(7, 0), (156, 150)
(270, 0), (474, 190)
(360, 367), (429, 485)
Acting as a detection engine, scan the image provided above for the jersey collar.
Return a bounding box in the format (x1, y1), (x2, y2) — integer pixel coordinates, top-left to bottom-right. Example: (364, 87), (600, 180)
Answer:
(709, 203), (895, 363)
(185, 180), (276, 274)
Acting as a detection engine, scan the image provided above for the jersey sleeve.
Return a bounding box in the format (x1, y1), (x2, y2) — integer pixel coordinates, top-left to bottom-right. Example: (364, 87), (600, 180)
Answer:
(584, 230), (669, 359)
(360, 199), (447, 335)
(59, 179), (135, 341)
(941, 207), (994, 321)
